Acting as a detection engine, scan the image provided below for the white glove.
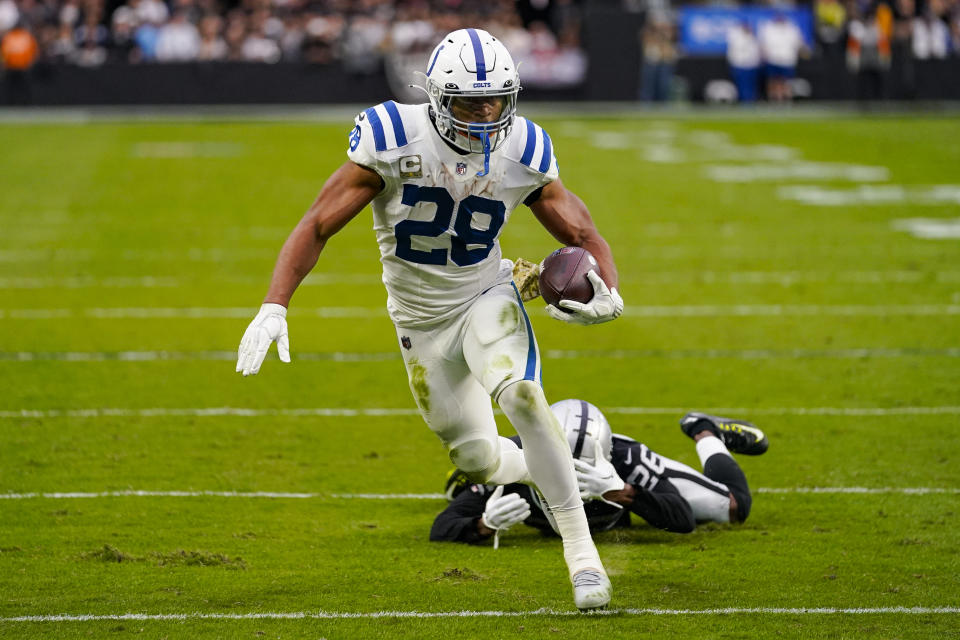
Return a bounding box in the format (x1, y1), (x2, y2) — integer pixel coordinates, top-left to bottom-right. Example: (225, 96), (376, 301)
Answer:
(481, 485), (532, 531)
(546, 270), (624, 325)
(236, 303), (290, 377)
(573, 441), (625, 502)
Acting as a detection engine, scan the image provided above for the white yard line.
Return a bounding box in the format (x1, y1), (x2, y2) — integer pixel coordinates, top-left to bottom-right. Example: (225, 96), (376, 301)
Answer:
(3, 406), (960, 419)
(3, 406), (960, 420)
(1, 488), (956, 500)
(2, 606), (958, 622)
(3, 347), (960, 362)
(2, 304), (960, 320)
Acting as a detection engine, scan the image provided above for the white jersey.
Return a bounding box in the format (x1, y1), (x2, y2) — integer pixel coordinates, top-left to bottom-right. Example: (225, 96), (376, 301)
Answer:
(346, 101), (558, 328)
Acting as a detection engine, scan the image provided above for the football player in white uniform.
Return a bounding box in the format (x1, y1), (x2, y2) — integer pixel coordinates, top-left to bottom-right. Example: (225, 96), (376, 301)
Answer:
(236, 28), (623, 611)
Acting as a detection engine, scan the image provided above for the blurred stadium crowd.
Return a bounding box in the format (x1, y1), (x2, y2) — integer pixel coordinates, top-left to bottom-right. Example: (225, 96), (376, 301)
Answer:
(0, 0), (586, 87)
(1, 0), (958, 104)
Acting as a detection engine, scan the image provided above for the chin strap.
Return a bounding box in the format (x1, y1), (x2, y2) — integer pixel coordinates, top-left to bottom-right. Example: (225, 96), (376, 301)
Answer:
(477, 133), (491, 177)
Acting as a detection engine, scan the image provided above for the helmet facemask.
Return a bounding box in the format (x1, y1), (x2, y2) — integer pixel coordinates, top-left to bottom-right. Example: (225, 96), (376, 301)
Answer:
(428, 80), (518, 157)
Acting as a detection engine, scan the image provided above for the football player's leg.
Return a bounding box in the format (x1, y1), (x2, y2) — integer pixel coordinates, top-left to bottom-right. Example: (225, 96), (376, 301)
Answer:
(660, 456), (735, 524)
(463, 286), (608, 595)
(693, 434), (752, 523)
(397, 325), (525, 485)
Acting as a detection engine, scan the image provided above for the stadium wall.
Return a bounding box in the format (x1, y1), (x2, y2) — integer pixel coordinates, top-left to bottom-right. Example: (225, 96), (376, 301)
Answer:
(6, 57), (958, 106)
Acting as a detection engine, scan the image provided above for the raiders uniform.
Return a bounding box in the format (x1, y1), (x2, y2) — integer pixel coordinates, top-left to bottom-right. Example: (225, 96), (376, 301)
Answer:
(430, 434), (753, 544)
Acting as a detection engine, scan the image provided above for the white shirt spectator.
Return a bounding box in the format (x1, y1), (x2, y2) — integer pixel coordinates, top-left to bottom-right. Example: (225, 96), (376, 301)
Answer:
(758, 17), (804, 67)
(241, 32), (281, 63)
(0, 0), (19, 33)
(912, 16), (949, 59)
(727, 25), (761, 69)
(135, 0), (169, 27)
(156, 17), (200, 61)
(390, 19), (433, 52)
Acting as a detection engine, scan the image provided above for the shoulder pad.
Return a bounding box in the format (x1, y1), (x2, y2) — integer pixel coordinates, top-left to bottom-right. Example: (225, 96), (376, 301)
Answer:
(508, 117), (557, 175)
(357, 101), (417, 152)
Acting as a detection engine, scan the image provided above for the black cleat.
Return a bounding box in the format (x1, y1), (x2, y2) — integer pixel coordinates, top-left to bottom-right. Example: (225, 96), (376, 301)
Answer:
(680, 412), (769, 455)
(443, 468), (471, 501)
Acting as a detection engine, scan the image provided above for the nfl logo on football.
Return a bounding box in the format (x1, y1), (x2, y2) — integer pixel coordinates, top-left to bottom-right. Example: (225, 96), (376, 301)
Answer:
(456, 162), (467, 175)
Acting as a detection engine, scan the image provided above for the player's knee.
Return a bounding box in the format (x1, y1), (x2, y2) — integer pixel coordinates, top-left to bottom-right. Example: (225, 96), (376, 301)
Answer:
(498, 380), (546, 422)
(448, 438), (500, 483)
(731, 489), (752, 523)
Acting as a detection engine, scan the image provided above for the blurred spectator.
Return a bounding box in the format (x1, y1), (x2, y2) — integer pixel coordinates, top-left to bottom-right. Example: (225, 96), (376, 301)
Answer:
(2, 21), (39, 103)
(551, 24), (587, 87)
(47, 22), (75, 61)
(156, 10), (199, 61)
(1, 0), (592, 93)
(134, 10), (163, 61)
(135, 0), (169, 27)
(302, 13), (344, 64)
(279, 14), (305, 61)
(241, 19), (281, 63)
(952, 7), (960, 54)
(912, 8), (950, 58)
(726, 20), (760, 102)
(639, 11), (677, 102)
(815, 0), (847, 65)
(847, 3), (893, 100)
(341, 13), (388, 74)
(109, 6), (138, 62)
(890, 0), (916, 97)
(758, 13), (809, 102)
(496, 10), (533, 57)
(58, 0), (79, 28)
(74, 29), (107, 66)
(0, 0), (20, 33)
(196, 14), (227, 60)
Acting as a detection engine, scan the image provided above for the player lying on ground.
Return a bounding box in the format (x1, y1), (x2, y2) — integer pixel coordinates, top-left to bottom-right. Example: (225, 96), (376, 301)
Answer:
(235, 28), (623, 610)
(431, 405), (769, 545)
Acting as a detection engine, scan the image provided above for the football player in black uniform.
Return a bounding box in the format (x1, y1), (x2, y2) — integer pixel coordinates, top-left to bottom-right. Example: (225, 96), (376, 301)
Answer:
(431, 400), (768, 545)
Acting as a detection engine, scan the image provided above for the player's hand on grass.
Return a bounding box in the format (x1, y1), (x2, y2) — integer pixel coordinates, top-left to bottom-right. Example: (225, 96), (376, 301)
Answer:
(236, 303), (290, 376)
(481, 485), (531, 531)
(574, 442), (625, 503)
(545, 270), (623, 325)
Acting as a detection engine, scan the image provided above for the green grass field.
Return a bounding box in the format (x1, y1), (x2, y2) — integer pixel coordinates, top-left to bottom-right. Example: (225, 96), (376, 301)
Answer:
(1, 110), (959, 639)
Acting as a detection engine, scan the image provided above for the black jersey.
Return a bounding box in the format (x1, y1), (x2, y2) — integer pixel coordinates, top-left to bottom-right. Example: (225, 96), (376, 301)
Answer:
(430, 435), (699, 544)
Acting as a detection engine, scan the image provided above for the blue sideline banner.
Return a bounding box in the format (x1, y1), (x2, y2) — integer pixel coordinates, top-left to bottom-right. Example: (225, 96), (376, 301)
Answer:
(677, 6), (815, 56)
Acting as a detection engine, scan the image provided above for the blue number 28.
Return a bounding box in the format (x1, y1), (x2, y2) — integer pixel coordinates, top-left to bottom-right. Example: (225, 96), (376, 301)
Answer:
(394, 184), (505, 267)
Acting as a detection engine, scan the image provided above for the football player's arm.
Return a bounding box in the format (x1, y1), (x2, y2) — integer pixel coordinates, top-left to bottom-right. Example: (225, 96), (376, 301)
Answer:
(236, 162), (382, 376)
(264, 162), (383, 306)
(528, 179), (619, 290)
(609, 444), (696, 533)
(430, 487), (494, 544)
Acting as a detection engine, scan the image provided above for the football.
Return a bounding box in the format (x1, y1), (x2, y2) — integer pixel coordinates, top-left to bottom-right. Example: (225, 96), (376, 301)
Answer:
(538, 246), (597, 310)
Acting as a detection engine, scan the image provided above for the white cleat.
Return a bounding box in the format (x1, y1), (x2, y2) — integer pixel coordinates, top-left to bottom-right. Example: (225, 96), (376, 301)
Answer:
(572, 569), (611, 612)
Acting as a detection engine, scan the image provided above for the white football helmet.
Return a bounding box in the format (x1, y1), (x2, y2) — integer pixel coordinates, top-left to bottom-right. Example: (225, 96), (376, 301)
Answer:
(551, 399), (613, 465)
(421, 28), (520, 174)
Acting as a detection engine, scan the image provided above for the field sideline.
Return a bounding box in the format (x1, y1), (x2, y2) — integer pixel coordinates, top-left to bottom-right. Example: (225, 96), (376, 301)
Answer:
(1, 112), (958, 639)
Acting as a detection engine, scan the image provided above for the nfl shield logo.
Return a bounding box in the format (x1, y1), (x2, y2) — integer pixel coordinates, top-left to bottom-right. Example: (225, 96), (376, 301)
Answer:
(456, 162), (467, 175)
(401, 336), (412, 350)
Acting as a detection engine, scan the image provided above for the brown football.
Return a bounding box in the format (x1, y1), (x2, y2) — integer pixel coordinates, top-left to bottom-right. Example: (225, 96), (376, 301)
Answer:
(538, 246), (597, 311)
